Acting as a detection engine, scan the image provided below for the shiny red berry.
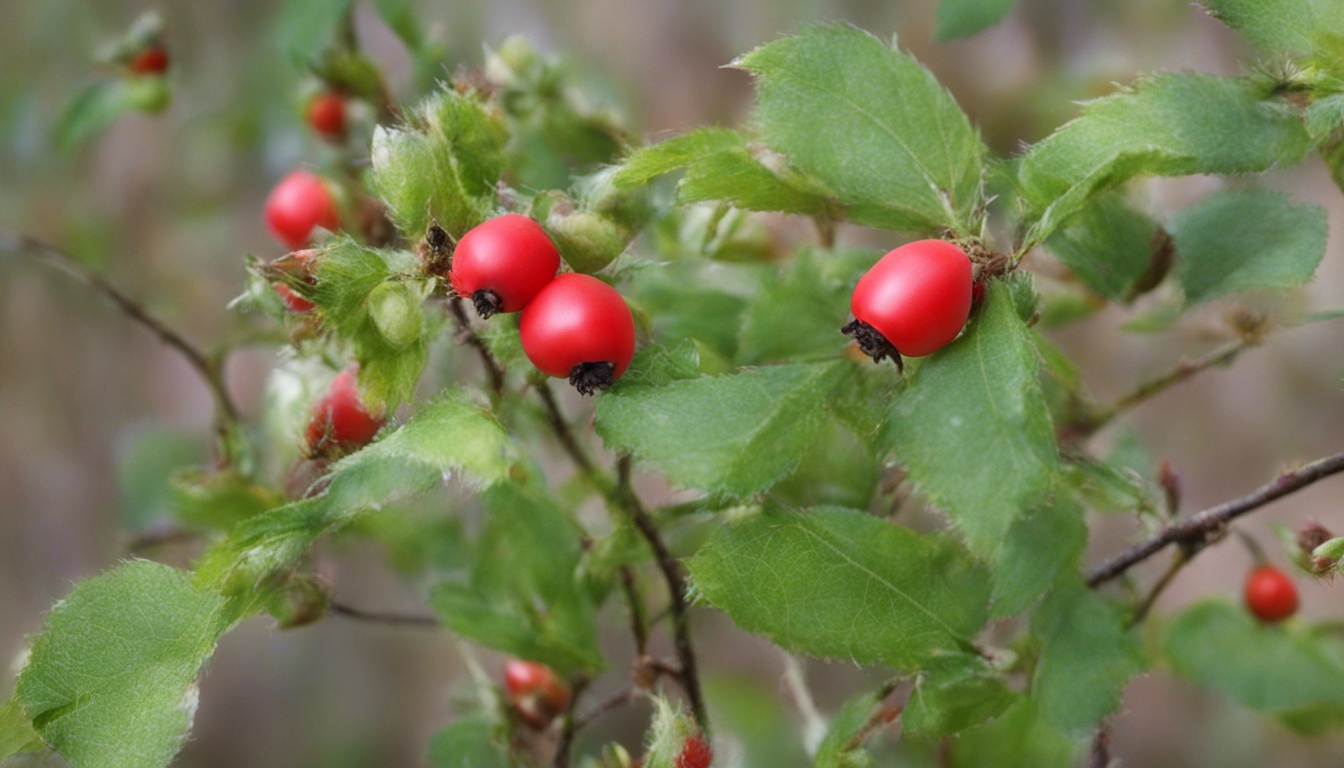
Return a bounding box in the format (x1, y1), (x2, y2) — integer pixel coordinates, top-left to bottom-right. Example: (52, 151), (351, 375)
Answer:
(265, 171), (340, 250)
(675, 735), (713, 768)
(307, 93), (347, 140)
(503, 660), (570, 729)
(448, 214), (560, 318)
(1244, 565), (1299, 623)
(519, 273), (636, 395)
(842, 239), (973, 369)
(304, 366), (385, 458)
(128, 47), (169, 75)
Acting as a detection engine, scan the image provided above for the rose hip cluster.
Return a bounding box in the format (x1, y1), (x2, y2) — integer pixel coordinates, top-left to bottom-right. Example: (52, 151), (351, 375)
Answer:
(443, 213), (636, 395)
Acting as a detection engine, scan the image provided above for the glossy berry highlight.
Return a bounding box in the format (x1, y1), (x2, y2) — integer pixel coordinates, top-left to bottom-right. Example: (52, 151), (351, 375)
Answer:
(304, 366), (385, 459)
(265, 171), (340, 250)
(1244, 565), (1299, 623)
(448, 214), (561, 318)
(520, 273), (636, 395)
(503, 660), (570, 730)
(675, 735), (713, 768)
(842, 239), (973, 370)
(307, 93), (347, 140)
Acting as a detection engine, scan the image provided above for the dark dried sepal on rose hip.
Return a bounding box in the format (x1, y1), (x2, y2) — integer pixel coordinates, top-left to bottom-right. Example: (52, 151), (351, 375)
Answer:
(420, 222), (454, 275)
(569, 361), (617, 396)
(471, 289), (503, 319)
(841, 319), (903, 372)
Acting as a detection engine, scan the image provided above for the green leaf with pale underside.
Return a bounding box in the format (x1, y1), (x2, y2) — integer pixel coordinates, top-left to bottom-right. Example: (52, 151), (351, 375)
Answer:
(736, 24), (985, 234)
(689, 505), (990, 670)
(935, 0), (1017, 41)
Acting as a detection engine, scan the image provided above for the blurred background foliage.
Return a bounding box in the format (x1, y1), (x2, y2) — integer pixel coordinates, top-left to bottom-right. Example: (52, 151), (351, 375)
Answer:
(1, 0), (1343, 766)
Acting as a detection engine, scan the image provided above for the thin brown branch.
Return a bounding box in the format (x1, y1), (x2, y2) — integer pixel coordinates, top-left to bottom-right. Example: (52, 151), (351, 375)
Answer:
(2, 230), (241, 426)
(1126, 549), (1188, 628)
(1088, 450), (1344, 587)
(620, 565), (650, 654)
(552, 677), (591, 768)
(534, 380), (598, 475)
(571, 687), (636, 734)
(447, 297), (506, 396)
(1089, 726), (1111, 768)
(841, 680), (902, 753)
(329, 601), (440, 628)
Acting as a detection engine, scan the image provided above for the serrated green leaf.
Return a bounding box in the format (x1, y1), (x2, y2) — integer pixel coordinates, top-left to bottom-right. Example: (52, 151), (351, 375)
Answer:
(1170, 188), (1327, 305)
(196, 391), (514, 612)
(169, 469), (286, 530)
(431, 482), (602, 673)
(1018, 74), (1312, 243)
(904, 654), (1015, 737)
(428, 716), (508, 768)
(949, 698), (1076, 768)
(0, 698), (43, 759)
(990, 496), (1086, 618)
(614, 127), (836, 216)
(738, 249), (869, 365)
(934, 0), (1017, 41)
(596, 362), (849, 496)
(737, 24), (985, 234)
(1199, 0), (1344, 61)
(1031, 578), (1145, 735)
(815, 689), (887, 768)
(16, 561), (228, 768)
(882, 277), (1059, 558)
(274, 0), (353, 63)
(1164, 600), (1344, 732)
(632, 261), (759, 362)
(689, 505), (990, 669)
(1045, 192), (1161, 302)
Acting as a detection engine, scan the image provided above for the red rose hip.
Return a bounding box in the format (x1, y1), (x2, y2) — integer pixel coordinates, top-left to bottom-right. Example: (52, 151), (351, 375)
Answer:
(675, 735), (713, 768)
(1244, 565), (1298, 623)
(842, 239), (973, 369)
(448, 214), (561, 318)
(265, 171), (340, 250)
(304, 366), (385, 458)
(503, 660), (570, 729)
(307, 93), (347, 140)
(128, 46), (169, 75)
(519, 273), (636, 395)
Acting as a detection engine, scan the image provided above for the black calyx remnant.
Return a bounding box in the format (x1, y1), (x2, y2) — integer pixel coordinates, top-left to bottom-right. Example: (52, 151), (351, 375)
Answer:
(472, 289), (503, 319)
(841, 319), (903, 372)
(422, 222), (454, 275)
(569, 362), (616, 396)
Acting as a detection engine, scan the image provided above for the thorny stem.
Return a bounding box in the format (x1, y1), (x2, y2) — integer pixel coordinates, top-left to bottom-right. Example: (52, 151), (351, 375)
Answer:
(329, 601), (440, 628)
(446, 297), (506, 396)
(1087, 450), (1344, 587)
(1, 231), (242, 448)
(530, 380), (709, 732)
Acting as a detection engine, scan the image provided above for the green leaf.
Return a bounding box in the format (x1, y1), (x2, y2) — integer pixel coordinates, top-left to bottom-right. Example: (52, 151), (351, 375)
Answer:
(16, 561), (228, 768)
(169, 469), (286, 530)
(990, 496), (1086, 618)
(614, 128), (836, 216)
(1017, 74), (1312, 243)
(427, 716), (508, 768)
(1170, 188), (1327, 305)
(1030, 578), (1145, 734)
(882, 277), (1059, 559)
(631, 260), (760, 362)
(738, 248), (873, 365)
(1164, 600), (1344, 732)
(904, 654), (1015, 737)
(0, 698), (43, 759)
(431, 482), (602, 673)
(949, 698), (1076, 768)
(1044, 192), (1162, 302)
(815, 689), (888, 768)
(370, 0), (424, 52)
(371, 89), (505, 239)
(274, 0), (353, 63)
(736, 24), (985, 234)
(196, 391), (514, 612)
(596, 362), (849, 496)
(935, 0), (1017, 41)
(689, 505), (990, 669)
(56, 81), (144, 151)
(1198, 0), (1344, 60)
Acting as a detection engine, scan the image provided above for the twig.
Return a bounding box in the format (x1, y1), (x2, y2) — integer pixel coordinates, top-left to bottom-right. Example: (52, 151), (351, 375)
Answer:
(329, 601), (440, 628)
(620, 565), (650, 654)
(1126, 549), (1188, 627)
(812, 215), (836, 250)
(1079, 338), (1255, 436)
(2, 230), (241, 427)
(1089, 726), (1111, 768)
(446, 298), (506, 396)
(534, 380), (598, 474)
(572, 687), (636, 733)
(840, 680), (902, 753)
(552, 677), (590, 768)
(1088, 450), (1344, 587)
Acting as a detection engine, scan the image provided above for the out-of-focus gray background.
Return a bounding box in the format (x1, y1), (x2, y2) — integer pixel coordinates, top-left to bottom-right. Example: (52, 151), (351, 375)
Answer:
(2, 1), (1343, 766)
